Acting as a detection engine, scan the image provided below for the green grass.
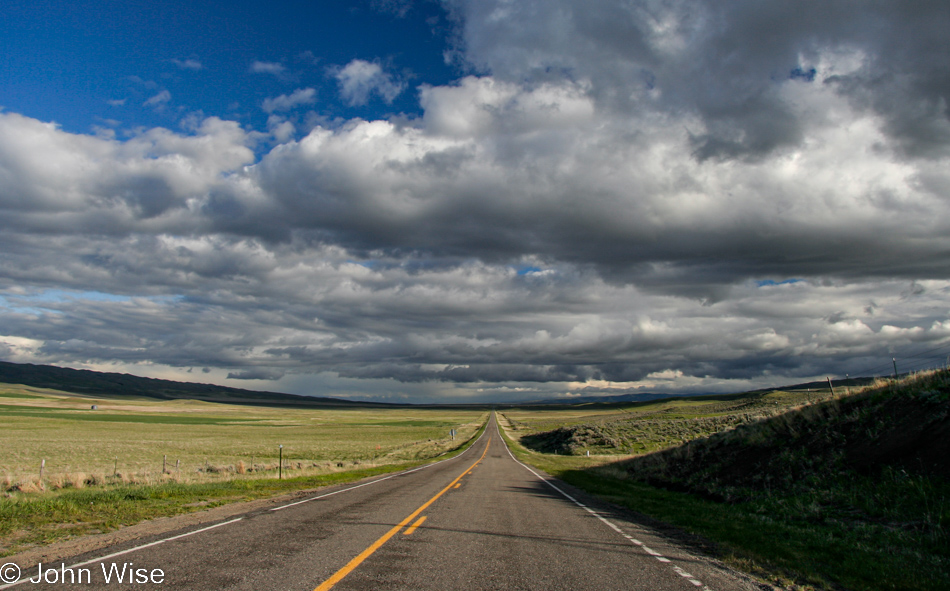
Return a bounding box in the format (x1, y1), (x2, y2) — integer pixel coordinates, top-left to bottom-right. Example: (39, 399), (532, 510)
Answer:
(0, 381), (489, 554)
(0, 392), (43, 400)
(0, 466), (399, 552)
(547, 471), (946, 591)
(503, 387), (842, 456)
(1, 412), (489, 556)
(497, 373), (950, 591)
(0, 384), (486, 487)
(356, 420), (455, 427)
(499, 423), (916, 591)
(0, 405), (266, 425)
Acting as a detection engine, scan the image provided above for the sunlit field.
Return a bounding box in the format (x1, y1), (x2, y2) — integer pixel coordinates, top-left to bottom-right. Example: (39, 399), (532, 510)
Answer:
(0, 384), (485, 490)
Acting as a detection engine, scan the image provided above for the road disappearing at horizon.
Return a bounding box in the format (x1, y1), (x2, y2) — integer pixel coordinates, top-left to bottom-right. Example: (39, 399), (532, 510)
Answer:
(5, 415), (759, 590)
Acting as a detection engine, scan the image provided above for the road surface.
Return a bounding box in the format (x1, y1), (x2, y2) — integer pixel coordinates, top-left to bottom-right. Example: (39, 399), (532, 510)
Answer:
(3, 415), (760, 590)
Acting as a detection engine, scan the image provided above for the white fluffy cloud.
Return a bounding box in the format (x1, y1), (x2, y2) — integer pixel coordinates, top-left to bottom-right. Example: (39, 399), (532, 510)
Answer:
(1, 0), (949, 401)
(333, 59), (406, 106)
(262, 88), (317, 113)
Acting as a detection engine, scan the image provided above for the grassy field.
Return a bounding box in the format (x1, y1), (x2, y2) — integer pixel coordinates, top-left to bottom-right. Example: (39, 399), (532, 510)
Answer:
(0, 383), (488, 555)
(502, 384), (842, 456)
(500, 374), (950, 591)
(0, 383), (486, 489)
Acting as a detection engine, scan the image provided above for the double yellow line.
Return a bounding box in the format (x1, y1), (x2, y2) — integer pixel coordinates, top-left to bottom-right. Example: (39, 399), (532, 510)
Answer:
(313, 439), (490, 591)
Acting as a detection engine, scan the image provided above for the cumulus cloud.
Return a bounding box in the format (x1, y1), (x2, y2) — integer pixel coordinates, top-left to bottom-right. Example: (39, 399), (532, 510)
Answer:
(332, 59), (406, 106)
(1, 0), (949, 401)
(446, 0), (950, 161)
(249, 60), (286, 76)
(262, 88), (317, 113)
(267, 115), (296, 143)
(0, 113), (255, 223)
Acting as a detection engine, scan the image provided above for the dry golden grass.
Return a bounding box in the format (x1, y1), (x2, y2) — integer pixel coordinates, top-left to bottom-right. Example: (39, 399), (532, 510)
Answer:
(0, 383), (486, 493)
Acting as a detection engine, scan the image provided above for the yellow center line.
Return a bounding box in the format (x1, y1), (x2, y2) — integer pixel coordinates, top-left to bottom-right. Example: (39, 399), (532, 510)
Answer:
(403, 515), (427, 535)
(313, 439), (491, 591)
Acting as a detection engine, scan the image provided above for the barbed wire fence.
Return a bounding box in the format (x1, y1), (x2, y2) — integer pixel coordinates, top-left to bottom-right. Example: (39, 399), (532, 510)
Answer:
(846, 339), (950, 380)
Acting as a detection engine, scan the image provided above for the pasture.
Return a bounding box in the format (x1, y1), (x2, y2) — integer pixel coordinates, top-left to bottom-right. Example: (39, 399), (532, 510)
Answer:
(0, 383), (486, 490)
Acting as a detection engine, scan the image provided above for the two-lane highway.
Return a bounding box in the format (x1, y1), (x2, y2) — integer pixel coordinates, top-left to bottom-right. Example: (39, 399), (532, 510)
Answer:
(6, 415), (759, 590)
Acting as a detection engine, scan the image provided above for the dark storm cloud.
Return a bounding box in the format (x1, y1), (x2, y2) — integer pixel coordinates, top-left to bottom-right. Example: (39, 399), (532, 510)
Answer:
(1, 0), (950, 398)
(448, 0), (950, 160)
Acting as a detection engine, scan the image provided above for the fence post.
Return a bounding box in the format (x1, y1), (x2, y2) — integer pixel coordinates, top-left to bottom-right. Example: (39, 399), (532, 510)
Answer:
(39, 459), (45, 481)
(279, 445), (283, 480)
(827, 377), (836, 397)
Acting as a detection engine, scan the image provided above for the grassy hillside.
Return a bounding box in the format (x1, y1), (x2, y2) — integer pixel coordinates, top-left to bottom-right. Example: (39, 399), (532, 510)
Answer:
(505, 380), (861, 456)
(502, 372), (950, 591)
(0, 361), (385, 407)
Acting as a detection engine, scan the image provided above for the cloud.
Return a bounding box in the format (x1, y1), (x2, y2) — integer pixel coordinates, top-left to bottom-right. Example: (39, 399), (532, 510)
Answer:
(332, 59), (406, 106)
(0, 112), (255, 222)
(127, 76), (159, 90)
(171, 58), (203, 70)
(249, 60), (286, 76)
(267, 115), (296, 143)
(370, 0), (414, 18)
(0, 0), (949, 401)
(143, 90), (171, 108)
(447, 0), (950, 161)
(262, 88), (317, 113)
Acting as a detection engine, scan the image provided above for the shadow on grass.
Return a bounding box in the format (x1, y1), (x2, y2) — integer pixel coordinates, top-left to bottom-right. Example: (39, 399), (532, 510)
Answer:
(512, 372), (950, 591)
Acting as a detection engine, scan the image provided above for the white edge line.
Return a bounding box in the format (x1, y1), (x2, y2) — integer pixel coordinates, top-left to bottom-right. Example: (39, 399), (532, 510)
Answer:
(2, 419), (496, 589)
(495, 416), (713, 591)
(270, 419), (489, 512)
(0, 518), (243, 590)
(270, 474), (401, 511)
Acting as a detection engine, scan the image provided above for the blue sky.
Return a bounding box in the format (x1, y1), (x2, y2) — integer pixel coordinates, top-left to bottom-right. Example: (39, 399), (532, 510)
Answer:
(2, 0), (455, 137)
(1, 1), (949, 403)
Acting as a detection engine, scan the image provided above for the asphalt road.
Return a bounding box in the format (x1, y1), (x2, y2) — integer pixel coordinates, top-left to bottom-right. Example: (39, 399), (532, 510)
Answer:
(4, 415), (761, 590)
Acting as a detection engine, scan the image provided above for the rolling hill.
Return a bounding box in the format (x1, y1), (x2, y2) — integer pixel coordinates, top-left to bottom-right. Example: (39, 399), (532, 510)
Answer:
(0, 361), (392, 408)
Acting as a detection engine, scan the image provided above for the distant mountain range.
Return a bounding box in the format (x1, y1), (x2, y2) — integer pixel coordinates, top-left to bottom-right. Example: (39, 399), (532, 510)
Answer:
(519, 392), (681, 405)
(0, 360), (877, 409)
(509, 375), (878, 407)
(0, 361), (391, 408)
